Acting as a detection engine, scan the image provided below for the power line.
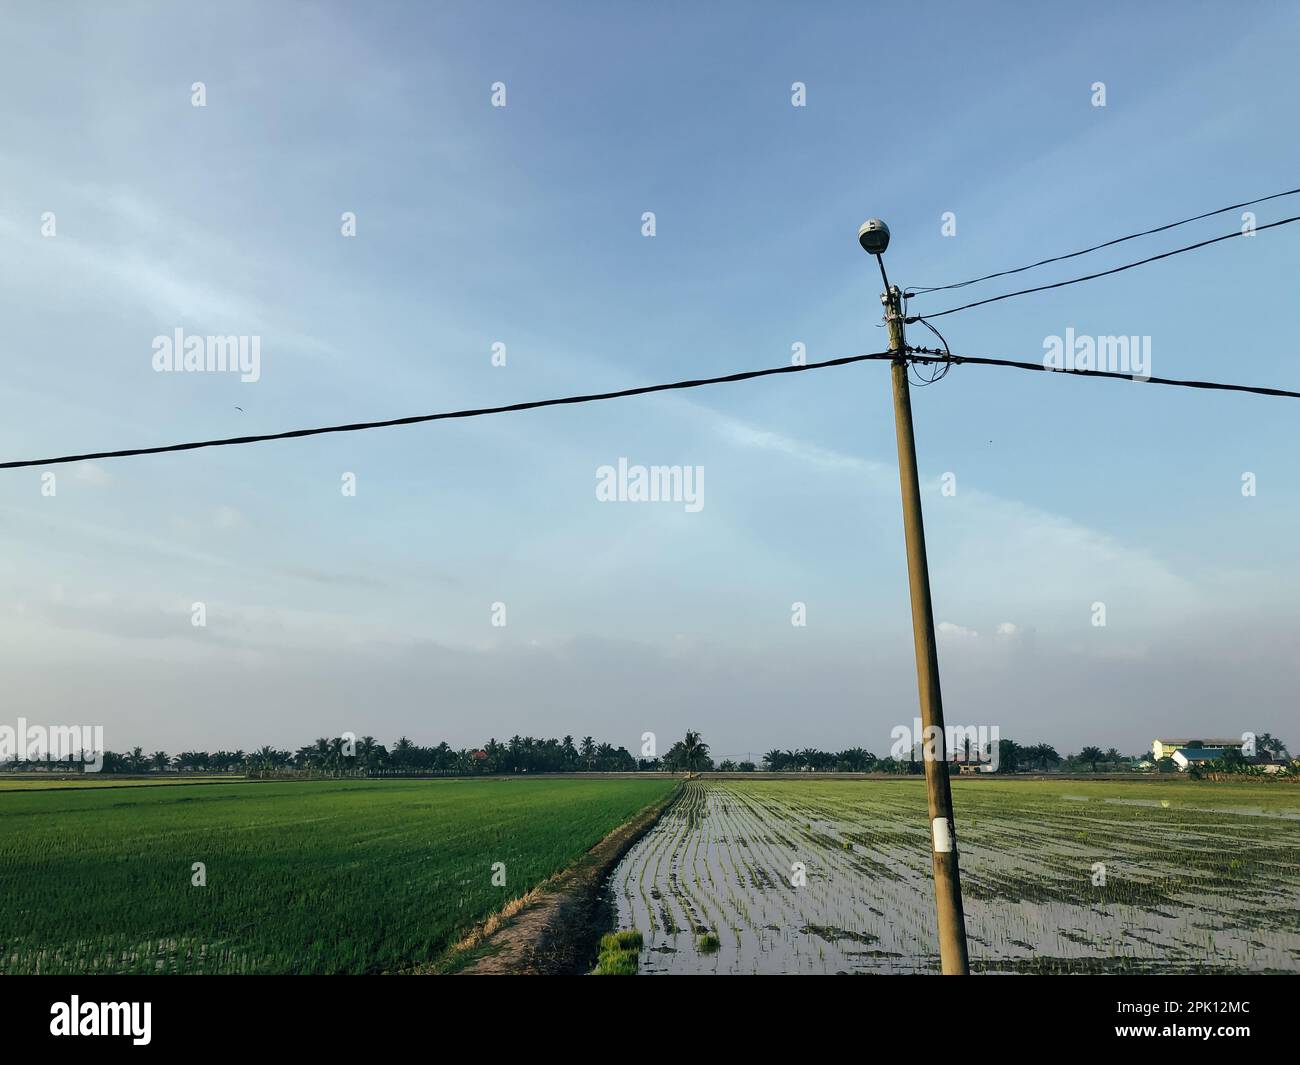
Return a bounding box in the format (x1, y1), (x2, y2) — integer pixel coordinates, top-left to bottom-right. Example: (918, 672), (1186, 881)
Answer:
(909, 214), (1300, 321)
(906, 184), (1300, 296)
(6, 343), (1298, 473)
(0, 351), (899, 470)
(906, 346), (1300, 399)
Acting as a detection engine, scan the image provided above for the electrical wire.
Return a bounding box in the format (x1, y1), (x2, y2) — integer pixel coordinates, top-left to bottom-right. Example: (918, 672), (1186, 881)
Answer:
(906, 184), (1300, 296)
(908, 214), (1300, 321)
(905, 346), (1300, 399)
(5, 345), (1299, 473)
(0, 351), (899, 470)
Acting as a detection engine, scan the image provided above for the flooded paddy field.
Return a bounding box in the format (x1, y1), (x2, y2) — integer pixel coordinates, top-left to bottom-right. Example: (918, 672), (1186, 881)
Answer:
(610, 779), (1300, 974)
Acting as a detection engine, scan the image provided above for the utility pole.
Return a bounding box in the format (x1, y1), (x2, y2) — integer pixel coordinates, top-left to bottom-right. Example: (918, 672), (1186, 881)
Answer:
(859, 218), (971, 975)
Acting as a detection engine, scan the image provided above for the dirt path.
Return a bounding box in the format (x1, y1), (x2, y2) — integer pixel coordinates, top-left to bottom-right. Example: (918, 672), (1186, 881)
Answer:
(438, 786), (680, 975)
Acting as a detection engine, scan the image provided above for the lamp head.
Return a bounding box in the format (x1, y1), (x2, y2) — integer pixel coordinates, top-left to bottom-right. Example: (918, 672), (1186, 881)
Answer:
(858, 218), (890, 255)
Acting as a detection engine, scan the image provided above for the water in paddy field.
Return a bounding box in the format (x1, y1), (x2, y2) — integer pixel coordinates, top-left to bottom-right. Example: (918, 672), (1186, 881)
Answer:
(609, 781), (1300, 975)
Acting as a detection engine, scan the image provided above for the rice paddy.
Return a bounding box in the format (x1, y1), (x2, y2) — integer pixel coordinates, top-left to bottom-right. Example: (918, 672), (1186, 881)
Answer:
(0, 775), (673, 974)
(611, 779), (1300, 974)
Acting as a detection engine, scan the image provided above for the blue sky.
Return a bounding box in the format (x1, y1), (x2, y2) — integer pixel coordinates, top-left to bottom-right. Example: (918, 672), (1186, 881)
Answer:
(1, 1), (1298, 759)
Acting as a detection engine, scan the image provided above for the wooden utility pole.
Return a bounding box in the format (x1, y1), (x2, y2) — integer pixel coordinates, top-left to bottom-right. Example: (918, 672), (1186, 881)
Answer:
(862, 218), (970, 974)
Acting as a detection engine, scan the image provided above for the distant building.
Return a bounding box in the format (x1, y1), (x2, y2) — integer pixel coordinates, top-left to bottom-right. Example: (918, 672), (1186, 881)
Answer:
(1170, 748), (1229, 771)
(1151, 737), (1243, 761)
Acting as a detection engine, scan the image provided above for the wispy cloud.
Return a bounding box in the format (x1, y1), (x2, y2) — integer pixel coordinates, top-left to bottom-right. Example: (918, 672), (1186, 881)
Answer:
(0, 185), (337, 357)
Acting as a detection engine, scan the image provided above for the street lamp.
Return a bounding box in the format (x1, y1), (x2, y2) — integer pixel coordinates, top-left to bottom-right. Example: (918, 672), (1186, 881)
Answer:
(859, 218), (970, 975)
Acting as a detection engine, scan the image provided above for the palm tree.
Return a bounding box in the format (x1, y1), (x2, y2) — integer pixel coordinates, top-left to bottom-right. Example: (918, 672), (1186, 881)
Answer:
(836, 747), (875, 772)
(1079, 745), (1104, 772)
(1027, 743), (1060, 770)
(250, 745), (280, 772)
(391, 736), (414, 770)
(1257, 732), (1290, 759)
(681, 730), (709, 777)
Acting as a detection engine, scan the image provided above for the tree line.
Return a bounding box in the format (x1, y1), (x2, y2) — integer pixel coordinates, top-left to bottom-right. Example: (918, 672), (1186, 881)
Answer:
(1, 732), (727, 776)
(1, 734), (648, 776)
(759, 734), (1292, 775)
(760, 741), (1068, 774)
(4, 730), (1289, 777)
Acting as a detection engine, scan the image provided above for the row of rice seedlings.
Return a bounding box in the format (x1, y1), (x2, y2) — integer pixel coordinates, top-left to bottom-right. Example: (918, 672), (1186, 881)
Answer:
(713, 784), (919, 966)
(615, 783), (700, 949)
(616, 783), (914, 973)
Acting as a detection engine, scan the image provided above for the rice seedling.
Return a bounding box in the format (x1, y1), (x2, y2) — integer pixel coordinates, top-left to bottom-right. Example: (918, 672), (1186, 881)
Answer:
(594, 929), (644, 975)
(601, 930), (644, 952)
(593, 948), (639, 975)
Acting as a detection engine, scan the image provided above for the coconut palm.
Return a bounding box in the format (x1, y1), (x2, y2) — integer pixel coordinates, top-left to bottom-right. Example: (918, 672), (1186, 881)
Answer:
(681, 730), (709, 776)
(1257, 732), (1290, 759)
(1027, 743), (1060, 770)
(391, 736), (415, 769)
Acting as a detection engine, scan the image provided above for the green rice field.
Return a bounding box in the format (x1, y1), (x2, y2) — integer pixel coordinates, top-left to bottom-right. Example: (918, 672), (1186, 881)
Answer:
(0, 776), (672, 974)
(612, 778), (1300, 974)
(8, 773), (1296, 976)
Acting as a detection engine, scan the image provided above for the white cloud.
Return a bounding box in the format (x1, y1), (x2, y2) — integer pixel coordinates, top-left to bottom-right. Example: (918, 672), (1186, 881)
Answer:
(71, 462), (112, 486)
(214, 505), (245, 530)
(0, 187), (337, 358)
(705, 405), (1203, 636)
(710, 409), (887, 478)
